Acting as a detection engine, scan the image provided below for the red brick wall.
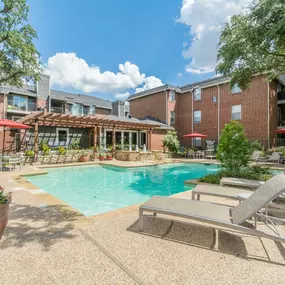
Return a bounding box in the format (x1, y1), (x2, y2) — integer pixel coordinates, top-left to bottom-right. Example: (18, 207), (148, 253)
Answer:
(96, 108), (111, 115)
(193, 85), (219, 143)
(269, 80), (278, 147)
(130, 91), (167, 123)
(37, 98), (47, 110)
(175, 91), (192, 147)
(151, 129), (166, 150)
(219, 75), (268, 143)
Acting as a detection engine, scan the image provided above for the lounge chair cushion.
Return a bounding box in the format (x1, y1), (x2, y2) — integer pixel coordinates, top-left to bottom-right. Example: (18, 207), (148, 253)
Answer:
(141, 196), (232, 224)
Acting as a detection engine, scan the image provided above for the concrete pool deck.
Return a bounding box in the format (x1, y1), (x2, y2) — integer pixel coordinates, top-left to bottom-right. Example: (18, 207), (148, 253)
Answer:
(1, 160), (285, 284)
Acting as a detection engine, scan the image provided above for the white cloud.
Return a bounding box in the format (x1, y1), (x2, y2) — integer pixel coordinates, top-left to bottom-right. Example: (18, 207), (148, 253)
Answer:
(44, 52), (162, 96)
(135, 76), (163, 93)
(176, 72), (182, 77)
(114, 92), (130, 100)
(178, 0), (250, 74)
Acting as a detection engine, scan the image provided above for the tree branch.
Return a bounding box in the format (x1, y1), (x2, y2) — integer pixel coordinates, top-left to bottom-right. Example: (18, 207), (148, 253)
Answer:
(0, 71), (24, 85)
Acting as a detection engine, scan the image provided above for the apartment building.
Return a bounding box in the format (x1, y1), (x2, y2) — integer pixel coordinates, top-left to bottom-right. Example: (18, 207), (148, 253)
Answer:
(128, 75), (285, 148)
(0, 75), (171, 152)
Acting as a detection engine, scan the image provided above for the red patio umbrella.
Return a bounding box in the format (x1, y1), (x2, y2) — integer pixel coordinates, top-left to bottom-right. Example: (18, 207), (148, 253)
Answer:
(183, 132), (208, 138)
(276, 128), (285, 134)
(0, 119), (31, 155)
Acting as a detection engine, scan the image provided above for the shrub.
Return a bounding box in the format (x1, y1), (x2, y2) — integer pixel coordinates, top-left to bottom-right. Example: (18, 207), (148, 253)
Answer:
(41, 143), (50, 156)
(70, 140), (80, 150)
(58, 146), (67, 155)
(217, 121), (250, 171)
(25, 150), (35, 157)
(162, 131), (180, 153)
(199, 166), (273, 184)
(249, 140), (263, 152)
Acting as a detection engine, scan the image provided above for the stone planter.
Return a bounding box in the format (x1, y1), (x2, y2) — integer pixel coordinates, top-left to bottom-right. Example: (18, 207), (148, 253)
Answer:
(0, 198), (11, 240)
(79, 156), (89, 162)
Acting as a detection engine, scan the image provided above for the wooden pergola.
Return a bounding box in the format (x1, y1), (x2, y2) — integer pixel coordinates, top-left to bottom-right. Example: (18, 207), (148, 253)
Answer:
(21, 111), (158, 159)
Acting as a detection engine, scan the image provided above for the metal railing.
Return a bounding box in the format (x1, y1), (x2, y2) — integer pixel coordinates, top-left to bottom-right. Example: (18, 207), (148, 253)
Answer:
(50, 106), (65, 114)
(7, 102), (37, 112)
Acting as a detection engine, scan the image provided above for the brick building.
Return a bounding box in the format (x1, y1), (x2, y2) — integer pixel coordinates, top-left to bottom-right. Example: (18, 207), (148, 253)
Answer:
(128, 75), (285, 149)
(0, 75), (172, 152)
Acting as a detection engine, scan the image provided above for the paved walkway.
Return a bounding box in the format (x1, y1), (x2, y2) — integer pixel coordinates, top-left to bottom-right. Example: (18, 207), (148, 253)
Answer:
(1, 162), (285, 284)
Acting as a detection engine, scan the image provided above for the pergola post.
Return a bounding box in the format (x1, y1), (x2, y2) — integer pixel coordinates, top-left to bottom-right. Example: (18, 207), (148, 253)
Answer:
(93, 125), (97, 160)
(112, 126), (116, 155)
(34, 120), (39, 162)
(147, 129), (152, 151)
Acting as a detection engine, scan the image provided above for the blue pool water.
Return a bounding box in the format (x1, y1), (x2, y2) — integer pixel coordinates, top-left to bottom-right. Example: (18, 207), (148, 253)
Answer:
(26, 163), (219, 216)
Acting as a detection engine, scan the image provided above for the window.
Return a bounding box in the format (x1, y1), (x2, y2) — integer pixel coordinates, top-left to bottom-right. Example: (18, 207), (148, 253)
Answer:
(170, 111), (175, 124)
(194, 110), (201, 124)
(231, 105), (241, 120)
(83, 105), (90, 115)
(194, 88), (201, 101)
(89, 105), (96, 115)
(140, 132), (147, 147)
(193, 137), (202, 147)
(231, 84), (241, 94)
(169, 90), (175, 102)
(56, 128), (69, 145)
(71, 103), (83, 116)
(7, 95), (28, 111)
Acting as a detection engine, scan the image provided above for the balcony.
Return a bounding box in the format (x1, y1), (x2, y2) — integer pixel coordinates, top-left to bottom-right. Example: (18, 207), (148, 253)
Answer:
(278, 91), (285, 102)
(50, 106), (65, 114)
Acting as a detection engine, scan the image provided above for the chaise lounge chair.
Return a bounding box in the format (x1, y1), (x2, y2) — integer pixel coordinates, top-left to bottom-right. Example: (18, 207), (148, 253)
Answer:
(257, 152), (281, 164)
(250, 150), (262, 161)
(139, 174), (285, 243)
(220, 177), (264, 189)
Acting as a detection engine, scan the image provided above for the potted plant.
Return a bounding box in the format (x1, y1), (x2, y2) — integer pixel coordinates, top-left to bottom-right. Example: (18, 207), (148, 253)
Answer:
(0, 186), (12, 240)
(106, 153), (113, 160)
(24, 150), (35, 164)
(98, 153), (106, 161)
(79, 150), (89, 162)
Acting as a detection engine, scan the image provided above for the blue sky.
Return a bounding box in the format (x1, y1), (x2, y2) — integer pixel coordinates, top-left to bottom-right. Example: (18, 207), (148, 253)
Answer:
(27, 0), (249, 101)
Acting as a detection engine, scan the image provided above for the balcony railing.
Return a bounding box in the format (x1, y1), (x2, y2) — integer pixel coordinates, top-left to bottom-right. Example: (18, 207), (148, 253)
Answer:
(7, 102), (37, 112)
(278, 91), (285, 101)
(50, 106), (65, 114)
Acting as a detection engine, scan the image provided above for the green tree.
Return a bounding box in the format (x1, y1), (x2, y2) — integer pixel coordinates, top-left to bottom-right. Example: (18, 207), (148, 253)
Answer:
(217, 121), (250, 171)
(216, 0), (285, 90)
(162, 131), (180, 153)
(0, 0), (41, 86)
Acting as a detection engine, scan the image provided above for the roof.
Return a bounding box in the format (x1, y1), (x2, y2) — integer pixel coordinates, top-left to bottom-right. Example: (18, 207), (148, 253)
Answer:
(180, 75), (230, 92)
(50, 89), (112, 110)
(20, 111), (171, 130)
(0, 85), (37, 97)
(126, 77), (231, 101)
(127, 84), (181, 101)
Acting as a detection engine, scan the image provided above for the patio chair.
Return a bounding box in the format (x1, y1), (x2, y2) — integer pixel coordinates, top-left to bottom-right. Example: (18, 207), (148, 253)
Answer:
(257, 152), (281, 164)
(8, 153), (23, 171)
(186, 149), (195, 158)
(250, 151), (262, 161)
(139, 174), (285, 244)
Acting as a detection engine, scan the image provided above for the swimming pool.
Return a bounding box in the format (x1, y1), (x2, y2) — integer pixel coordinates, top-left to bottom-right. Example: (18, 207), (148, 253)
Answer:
(26, 163), (219, 216)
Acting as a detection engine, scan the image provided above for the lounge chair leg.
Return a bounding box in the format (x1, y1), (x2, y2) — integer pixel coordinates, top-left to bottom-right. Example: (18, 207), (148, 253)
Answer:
(197, 194), (200, 201)
(191, 192), (196, 200)
(139, 209), (144, 232)
(153, 213), (157, 216)
(212, 228), (219, 250)
(254, 216), (257, 229)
